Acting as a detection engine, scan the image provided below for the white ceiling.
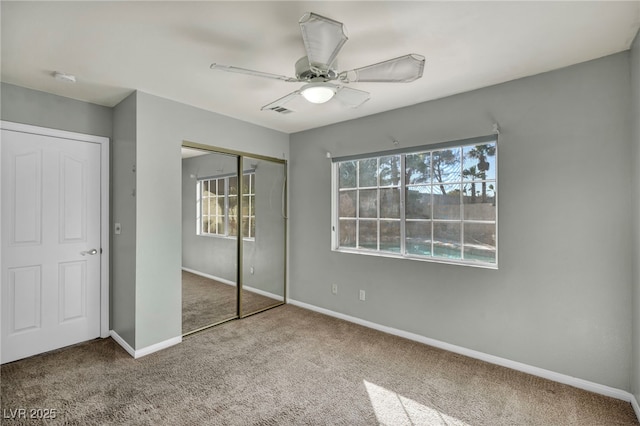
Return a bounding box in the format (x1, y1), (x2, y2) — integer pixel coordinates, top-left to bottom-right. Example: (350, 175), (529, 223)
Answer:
(2, 1), (639, 134)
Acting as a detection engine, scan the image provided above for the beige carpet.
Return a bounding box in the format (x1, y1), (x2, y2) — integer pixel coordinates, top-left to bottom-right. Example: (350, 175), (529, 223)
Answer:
(182, 270), (280, 334)
(2, 304), (638, 425)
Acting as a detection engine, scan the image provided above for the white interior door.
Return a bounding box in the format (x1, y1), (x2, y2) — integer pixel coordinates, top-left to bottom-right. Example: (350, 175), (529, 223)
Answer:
(1, 127), (103, 363)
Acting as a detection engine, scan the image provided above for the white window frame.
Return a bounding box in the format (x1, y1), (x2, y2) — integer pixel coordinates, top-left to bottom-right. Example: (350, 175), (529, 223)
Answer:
(331, 136), (498, 269)
(197, 171), (255, 240)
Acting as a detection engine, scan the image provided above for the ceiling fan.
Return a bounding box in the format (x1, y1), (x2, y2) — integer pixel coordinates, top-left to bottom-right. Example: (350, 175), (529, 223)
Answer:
(210, 12), (425, 113)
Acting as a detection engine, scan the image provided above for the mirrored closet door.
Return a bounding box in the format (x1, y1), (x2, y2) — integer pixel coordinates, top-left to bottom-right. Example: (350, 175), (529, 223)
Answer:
(181, 145), (286, 335)
(240, 156), (286, 317)
(182, 149), (239, 334)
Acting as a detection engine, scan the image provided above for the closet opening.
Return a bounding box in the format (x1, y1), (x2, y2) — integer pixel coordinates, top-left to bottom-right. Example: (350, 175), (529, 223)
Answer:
(181, 142), (287, 336)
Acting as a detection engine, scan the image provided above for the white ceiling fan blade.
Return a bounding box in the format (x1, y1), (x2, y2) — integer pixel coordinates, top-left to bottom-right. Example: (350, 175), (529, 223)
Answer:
(210, 63), (299, 82)
(334, 86), (370, 108)
(340, 54), (425, 83)
(299, 12), (348, 73)
(261, 90), (302, 113)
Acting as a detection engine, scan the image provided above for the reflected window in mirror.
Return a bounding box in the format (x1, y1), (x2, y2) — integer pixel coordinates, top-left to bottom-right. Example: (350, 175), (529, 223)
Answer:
(197, 171), (255, 240)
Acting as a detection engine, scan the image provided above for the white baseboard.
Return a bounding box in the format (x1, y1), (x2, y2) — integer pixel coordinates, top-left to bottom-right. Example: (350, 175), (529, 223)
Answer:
(632, 393), (640, 421)
(182, 267), (235, 286)
(110, 330), (181, 359)
(182, 267), (284, 302)
(243, 285), (285, 302)
(135, 336), (182, 358)
(288, 299), (636, 407)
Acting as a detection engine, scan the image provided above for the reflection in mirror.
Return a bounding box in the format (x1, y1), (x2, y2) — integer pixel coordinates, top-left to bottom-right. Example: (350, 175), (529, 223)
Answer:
(182, 148), (238, 334)
(240, 156), (286, 316)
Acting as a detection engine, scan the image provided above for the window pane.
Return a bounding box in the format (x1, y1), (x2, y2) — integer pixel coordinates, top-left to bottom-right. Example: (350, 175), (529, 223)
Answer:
(242, 217), (249, 238)
(249, 195), (255, 216)
(202, 195), (210, 216)
(217, 217), (225, 235)
(208, 196), (214, 217)
(229, 177), (238, 195)
(406, 221), (432, 256)
(406, 185), (432, 219)
(464, 223), (496, 263)
(229, 195), (238, 236)
(218, 180), (225, 196)
(228, 215), (238, 236)
(203, 180), (210, 194)
(339, 161), (357, 189)
(242, 195), (250, 215)
(339, 190), (357, 217)
(433, 184), (461, 220)
(205, 196), (211, 217)
(218, 196), (224, 216)
(464, 144), (496, 181)
(217, 197), (225, 216)
(202, 218), (211, 234)
(379, 155), (400, 186)
(358, 220), (378, 250)
(359, 158), (378, 187)
(380, 188), (400, 219)
(464, 182), (496, 220)
(241, 174), (249, 194)
(432, 148), (461, 183)
(433, 222), (461, 259)
(339, 220), (356, 248)
(462, 165), (482, 185)
(406, 152), (430, 184)
(358, 189), (377, 218)
(380, 221), (400, 253)
(250, 218), (255, 238)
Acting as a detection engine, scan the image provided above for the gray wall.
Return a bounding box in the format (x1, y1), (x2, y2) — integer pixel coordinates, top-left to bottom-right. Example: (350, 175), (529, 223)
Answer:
(134, 91), (288, 349)
(290, 52), (633, 390)
(111, 92), (137, 346)
(1, 83), (113, 138)
(631, 29), (640, 405)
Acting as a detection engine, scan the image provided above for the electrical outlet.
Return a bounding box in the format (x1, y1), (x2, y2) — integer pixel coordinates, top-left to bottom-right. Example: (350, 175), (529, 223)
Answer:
(331, 284), (338, 295)
(359, 290), (366, 301)
(250, 266), (255, 275)
(114, 223), (121, 235)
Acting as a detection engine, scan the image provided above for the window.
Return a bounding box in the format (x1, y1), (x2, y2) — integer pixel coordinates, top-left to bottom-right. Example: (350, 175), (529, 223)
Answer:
(333, 137), (497, 267)
(241, 173), (256, 238)
(198, 172), (255, 239)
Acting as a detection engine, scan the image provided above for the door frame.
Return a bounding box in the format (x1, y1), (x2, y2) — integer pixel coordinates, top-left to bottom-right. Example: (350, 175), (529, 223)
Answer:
(0, 121), (110, 339)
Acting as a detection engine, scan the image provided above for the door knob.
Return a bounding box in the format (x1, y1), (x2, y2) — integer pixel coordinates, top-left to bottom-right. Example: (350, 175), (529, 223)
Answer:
(80, 249), (98, 256)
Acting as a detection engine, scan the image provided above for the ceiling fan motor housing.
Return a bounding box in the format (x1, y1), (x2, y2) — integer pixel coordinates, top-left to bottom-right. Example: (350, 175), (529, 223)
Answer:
(295, 56), (337, 81)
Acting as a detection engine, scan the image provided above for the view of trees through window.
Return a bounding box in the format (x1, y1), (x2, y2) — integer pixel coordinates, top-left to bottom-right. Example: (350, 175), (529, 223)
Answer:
(199, 172), (255, 239)
(335, 140), (497, 265)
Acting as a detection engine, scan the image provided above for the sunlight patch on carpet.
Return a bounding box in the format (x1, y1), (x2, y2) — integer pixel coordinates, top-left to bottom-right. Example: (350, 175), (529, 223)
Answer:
(364, 380), (471, 426)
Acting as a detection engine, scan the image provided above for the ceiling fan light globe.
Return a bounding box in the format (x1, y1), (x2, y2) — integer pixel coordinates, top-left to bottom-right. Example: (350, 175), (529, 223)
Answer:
(301, 84), (335, 104)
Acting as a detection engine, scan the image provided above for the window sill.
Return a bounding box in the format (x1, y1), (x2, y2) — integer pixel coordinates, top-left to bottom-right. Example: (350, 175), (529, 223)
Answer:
(198, 234), (255, 242)
(332, 247), (498, 270)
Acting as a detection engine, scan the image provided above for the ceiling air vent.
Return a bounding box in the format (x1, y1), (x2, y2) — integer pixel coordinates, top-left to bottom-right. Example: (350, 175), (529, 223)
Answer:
(268, 106), (294, 114)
